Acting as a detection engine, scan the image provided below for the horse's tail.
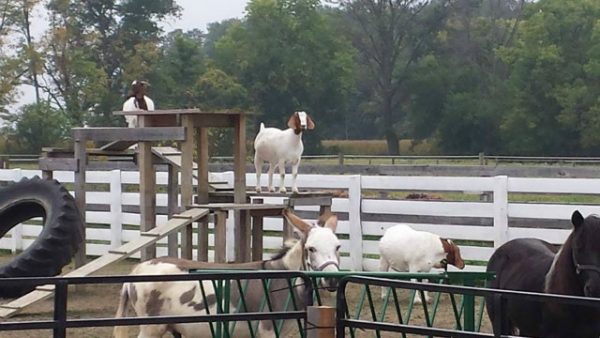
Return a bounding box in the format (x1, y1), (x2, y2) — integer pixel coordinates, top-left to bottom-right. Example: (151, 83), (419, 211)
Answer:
(113, 283), (131, 338)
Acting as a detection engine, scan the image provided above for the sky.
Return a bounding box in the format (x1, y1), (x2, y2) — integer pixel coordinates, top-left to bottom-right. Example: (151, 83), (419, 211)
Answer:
(13, 0), (250, 110)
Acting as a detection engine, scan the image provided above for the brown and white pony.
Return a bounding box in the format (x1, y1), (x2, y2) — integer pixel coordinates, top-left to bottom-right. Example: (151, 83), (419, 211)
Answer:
(113, 209), (340, 338)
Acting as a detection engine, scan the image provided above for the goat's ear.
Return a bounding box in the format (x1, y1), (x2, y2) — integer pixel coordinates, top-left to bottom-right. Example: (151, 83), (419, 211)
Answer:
(282, 208), (312, 236)
(287, 112), (299, 129)
(307, 114), (315, 130)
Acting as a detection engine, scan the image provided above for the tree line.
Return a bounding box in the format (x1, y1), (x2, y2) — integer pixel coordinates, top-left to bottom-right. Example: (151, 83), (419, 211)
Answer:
(0, 0), (599, 156)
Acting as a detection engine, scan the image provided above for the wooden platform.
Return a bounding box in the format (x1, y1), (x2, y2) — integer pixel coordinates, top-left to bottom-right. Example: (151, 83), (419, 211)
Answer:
(0, 207), (209, 319)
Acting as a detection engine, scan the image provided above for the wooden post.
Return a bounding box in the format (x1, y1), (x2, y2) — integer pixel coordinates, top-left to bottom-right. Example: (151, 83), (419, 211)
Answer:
(196, 127), (209, 261)
(235, 210), (250, 262)
(180, 115), (194, 259)
(306, 306), (336, 338)
(233, 113), (248, 262)
(214, 210), (227, 263)
(73, 136), (87, 267)
(167, 164), (179, 257)
(42, 170), (53, 180)
(493, 175), (509, 249)
(251, 198), (264, 261)
(109, 169), (123, 249)
(138, 115), (156, 261)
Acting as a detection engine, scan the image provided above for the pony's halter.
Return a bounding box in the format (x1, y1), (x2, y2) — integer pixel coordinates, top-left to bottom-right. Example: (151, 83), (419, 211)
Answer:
(572, 250), (600, 275)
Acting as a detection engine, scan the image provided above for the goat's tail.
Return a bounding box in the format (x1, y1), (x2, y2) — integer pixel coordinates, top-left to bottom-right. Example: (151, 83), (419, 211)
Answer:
(259, 122), (265, 131)
(113, 283), (131, 338)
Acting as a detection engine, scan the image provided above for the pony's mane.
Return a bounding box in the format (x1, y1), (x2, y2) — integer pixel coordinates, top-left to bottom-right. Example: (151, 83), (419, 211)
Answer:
(269, 239), (300, 261)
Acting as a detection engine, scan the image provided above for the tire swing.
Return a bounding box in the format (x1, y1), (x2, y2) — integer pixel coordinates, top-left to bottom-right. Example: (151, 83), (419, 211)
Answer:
(0, 176), (84, 298)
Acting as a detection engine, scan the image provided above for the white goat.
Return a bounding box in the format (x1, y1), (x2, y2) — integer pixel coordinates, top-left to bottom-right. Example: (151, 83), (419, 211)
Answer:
(378, 224), (465, 303)
(253, 111), (315, 193)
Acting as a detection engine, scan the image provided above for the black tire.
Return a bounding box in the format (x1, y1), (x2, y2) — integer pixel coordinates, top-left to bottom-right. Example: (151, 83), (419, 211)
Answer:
(0, 176), (84, 298)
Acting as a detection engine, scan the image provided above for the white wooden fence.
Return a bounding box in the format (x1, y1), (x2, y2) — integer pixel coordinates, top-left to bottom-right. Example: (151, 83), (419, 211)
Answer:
(1, 169), (599, 272)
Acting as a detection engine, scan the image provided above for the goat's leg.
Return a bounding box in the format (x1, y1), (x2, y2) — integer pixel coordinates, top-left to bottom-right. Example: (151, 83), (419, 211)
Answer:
(277, 160), (287, 193)
(291, 158), (300, 193)
(409, 265), (430, 305)
(254, 155), (262, 193)
(379, 257), (390, 299)
(268, 163), (275, 192)
(138, 324), (168, 338)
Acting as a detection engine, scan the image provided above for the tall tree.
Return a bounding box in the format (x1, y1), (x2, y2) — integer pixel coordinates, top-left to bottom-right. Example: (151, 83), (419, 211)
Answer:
(0, 0), (23, 115)
(214, 0), (355, 152)
(341, 0), (448, 154)
(406, 0), (526, 154)
(498, 0), (600, 155)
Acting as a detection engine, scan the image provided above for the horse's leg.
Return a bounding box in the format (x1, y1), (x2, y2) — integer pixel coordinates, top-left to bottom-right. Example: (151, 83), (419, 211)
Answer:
(277, 160), (287, 193)
(291, 158), (300, 193)
(379, 257), (391, 299)
(254, 155), (262, 193)
(268, 162), (275, 192)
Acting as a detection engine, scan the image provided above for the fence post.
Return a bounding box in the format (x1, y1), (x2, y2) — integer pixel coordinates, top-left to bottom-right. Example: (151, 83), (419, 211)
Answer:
(493, 176), (509, 248)
(224, 171), (236, 262)
(10, 169), (23, 253)
(306, 306), (336, 338)
(109, 169), (123, 249)
(348, 175), (363, 271)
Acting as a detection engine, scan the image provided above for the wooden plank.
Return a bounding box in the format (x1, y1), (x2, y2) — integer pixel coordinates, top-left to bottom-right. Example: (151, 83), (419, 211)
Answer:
(73, 127), (185, 142)
(39, 158), (77, 171)
(180, 115), (195, 260)
(252, 199), (264, 262)
(138, 116), (156, 261)
(113, 108), (247, 116)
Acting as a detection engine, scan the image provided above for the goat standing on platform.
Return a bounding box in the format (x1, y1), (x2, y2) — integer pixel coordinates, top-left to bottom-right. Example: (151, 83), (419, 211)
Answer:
(122, 80), (154, 127)
(254, 111), (315, 194)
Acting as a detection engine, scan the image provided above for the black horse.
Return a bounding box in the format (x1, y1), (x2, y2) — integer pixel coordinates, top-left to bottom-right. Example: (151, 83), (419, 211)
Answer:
(486, 210), (600, 337)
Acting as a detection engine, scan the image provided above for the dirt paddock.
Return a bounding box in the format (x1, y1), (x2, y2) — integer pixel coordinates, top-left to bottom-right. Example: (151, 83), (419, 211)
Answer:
(0, 256), (492, 337)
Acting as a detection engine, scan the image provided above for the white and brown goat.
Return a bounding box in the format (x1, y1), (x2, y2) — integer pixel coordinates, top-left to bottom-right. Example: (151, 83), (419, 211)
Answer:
(253, 111), (315, 194)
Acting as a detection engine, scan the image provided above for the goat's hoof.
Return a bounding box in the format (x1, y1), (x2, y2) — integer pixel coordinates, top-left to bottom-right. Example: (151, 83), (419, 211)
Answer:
(255, 187), (262, 193)
(292, 189), (300, 194)
(279, 188), (287, 194)
(268, 187), (276, 193)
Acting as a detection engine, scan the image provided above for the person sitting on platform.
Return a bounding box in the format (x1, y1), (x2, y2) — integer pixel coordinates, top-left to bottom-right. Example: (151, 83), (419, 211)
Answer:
(122, 80), (154, 128)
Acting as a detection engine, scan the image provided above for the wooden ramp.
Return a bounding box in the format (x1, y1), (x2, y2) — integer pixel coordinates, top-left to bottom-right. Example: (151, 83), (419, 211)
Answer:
(152, 146), (233, 191)
(0, 207), (209, 319)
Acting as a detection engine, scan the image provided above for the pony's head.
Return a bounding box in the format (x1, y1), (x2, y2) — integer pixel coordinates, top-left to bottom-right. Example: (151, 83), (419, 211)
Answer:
(283, 209), (341, 292)
(571, 210), (600, 297)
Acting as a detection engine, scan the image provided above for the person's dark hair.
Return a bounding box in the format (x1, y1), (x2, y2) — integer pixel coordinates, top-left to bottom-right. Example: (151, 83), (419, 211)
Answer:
(128, 80), (149, 110)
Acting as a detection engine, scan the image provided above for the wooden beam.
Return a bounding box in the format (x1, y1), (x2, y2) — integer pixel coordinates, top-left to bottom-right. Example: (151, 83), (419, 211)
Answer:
(72, 127), (185, 142)
(138, 116), (156, 261)
(167, 164), (179, 257)
(73, 138), (87, 267)
(180, 115), (194, 259)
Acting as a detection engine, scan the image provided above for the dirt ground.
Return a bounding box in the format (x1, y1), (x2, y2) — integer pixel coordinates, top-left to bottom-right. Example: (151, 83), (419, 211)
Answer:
(0, 256), (492, 337)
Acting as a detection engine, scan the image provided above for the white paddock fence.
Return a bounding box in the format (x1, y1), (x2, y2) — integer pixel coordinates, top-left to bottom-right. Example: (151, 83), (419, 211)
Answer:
(1, 169), (599, 272)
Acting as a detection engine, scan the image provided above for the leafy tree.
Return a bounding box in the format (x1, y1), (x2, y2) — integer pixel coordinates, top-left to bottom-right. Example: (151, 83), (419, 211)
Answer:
(498, 0), (600, 155)
(214, 0), (355, 153)
(406, 0), (525, 154)
(0, 1), (23, 114)
(43, 0), (181, 126)
(147, 30), (206, 109)
(8, 103), (70, 153)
